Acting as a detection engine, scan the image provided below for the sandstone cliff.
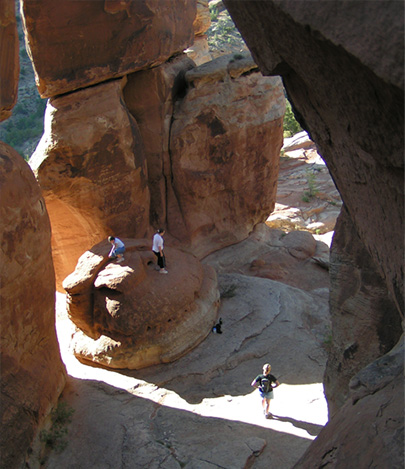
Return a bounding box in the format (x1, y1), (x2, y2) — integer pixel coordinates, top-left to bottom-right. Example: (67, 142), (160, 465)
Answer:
(0, 0), (19, 121)
(0, 141), (66, 468)
(223, 0), (404, 465)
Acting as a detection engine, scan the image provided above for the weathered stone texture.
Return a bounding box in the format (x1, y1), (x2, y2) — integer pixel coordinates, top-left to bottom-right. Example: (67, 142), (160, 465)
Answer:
(296, 339), (404, 469)
(0, 0), (19, 121)
(0, 142), (66, 468)
(224, 0), (404, 314)
(30, 79), (150, 290)
(123, 54), (196, 231)
(324, 208), (402, 416)
(21, 0), (197, 97)
(223, 0), (403, 465)
(63, 239), (220, 369)
(170, 53), (285, 257)
(193, 0), (211, 37)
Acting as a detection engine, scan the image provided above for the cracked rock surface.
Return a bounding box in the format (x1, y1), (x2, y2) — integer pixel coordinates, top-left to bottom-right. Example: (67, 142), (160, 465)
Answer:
(46, 225), (331, 468)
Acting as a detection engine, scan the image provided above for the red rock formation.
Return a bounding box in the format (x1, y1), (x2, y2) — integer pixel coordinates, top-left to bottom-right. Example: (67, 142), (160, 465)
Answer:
(169, 53), (285, 257)
(30, 79), (150, 290)
(325, 208), (401, 416)
(296, 339), (404, 468)
(223, 0), (404, 465)
(0, 0), (19, 121)
(123, 54), (196, 232)
(224, 0), (404, 315)
(0, 142), (66, 467)
(20, 0), (197, 98)
(186, 0), (212, 65)
(63, 239), (220, 369)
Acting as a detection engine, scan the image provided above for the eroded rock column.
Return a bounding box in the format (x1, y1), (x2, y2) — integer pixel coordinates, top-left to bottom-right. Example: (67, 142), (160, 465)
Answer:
(0, 142), (66, 467)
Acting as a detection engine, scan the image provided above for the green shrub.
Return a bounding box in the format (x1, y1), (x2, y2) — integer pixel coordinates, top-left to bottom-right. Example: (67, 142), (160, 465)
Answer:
(40, 401), (75, 453)
(302, 168), (319, 202)
(209, 5), (219, 21)
(283, 99), (302, 138)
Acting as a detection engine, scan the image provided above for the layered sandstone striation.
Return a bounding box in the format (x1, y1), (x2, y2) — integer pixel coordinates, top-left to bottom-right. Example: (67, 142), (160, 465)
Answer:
(21, 0), (197, 97)
(223, 0), (404, 465)
(0, 142), (66, 468)
(63, 239), (220, 369)
(0, 0), (19, 121)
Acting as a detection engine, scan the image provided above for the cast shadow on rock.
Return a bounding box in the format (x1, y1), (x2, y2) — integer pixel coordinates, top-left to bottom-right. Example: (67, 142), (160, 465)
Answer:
(270, 414), (324, 437)
(45, 375), (317, 468)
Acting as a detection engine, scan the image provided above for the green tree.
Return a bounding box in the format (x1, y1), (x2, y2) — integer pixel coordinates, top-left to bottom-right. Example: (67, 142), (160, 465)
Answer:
(283, 99), (302, 138)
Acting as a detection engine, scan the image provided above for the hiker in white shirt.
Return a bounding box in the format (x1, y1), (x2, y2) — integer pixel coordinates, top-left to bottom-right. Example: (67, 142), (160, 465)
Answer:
(152, 229), (168, 274)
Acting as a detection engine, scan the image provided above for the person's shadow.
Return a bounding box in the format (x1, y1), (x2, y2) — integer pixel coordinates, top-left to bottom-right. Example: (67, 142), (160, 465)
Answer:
(270, 414), (324, 437)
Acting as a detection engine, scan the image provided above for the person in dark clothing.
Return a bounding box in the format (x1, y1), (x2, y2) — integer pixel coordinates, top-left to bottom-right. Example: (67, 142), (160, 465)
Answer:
(251, 363), (280, 418)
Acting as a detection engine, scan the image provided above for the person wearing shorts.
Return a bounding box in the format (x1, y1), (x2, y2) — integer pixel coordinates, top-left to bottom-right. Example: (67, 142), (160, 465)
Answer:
(251, 363), (280, 419)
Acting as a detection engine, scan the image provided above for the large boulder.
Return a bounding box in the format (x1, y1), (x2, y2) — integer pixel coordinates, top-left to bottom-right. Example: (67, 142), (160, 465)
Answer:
(21, 0), (197, 97)
(63, 239), (220, 369)
(30, 79), (150, 290)
(170, 52), (285, 257)
(0, 142), (66, 468)
(0, 0), (19, 121)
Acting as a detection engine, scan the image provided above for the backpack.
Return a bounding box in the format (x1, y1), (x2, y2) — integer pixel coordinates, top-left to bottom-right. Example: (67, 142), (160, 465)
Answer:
(260, 376), (271, 393)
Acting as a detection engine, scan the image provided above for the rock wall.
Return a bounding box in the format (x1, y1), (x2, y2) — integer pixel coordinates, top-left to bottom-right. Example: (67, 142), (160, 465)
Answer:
(25, 0), (285, 288)
(30, 78), (150, 288)
(0, 0), (19, 121)
(325, 207), (402, 416)
(224, 0), (404, 314)
(223, 0), (404, 465)
(21, 0), (197, 97)
(123, 54), (196, 233)
(169, 53), (284, 257)
(0, 142), (66, 468)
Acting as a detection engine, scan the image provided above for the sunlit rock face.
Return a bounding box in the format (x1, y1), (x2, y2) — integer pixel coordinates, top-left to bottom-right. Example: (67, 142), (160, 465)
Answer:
(186, 0), (212, 65)
(124, 51), (285, 258)
(169, 52), (285, 257)
(21, 0), (197, 97)
(63, 239), (220, 370)
(0, 0), (19, 121)
(30, 79), (150, 290)
(223, 0), (403, 465)
(0, 142), (66, 468)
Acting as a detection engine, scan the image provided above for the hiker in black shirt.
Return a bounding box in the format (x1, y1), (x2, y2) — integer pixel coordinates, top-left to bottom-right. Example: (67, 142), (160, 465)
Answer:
(251, 363), (280, 419)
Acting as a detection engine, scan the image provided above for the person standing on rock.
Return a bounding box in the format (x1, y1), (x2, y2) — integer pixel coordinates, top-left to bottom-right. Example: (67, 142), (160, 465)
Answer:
(152, 229), (168, 274)
(251, 363), (280, 419)
(108, 236), (125, 262)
